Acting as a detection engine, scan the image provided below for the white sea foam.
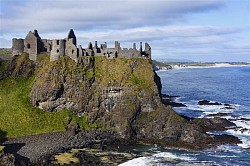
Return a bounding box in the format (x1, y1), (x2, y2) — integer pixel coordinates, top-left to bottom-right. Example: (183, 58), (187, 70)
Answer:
(209, 145), (242, 153)
(179, 99), (250, 148)
(223, 119), (250, 148)
(182, 102), (237, 118)
(153, 152), (196, 161)
(118, 156), (154, 166)
(119, 152), (196, 166)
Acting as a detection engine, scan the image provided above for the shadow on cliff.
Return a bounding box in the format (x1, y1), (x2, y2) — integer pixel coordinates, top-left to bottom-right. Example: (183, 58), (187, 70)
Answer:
(0, 129), (7, 144)
(0, 129), (30, 165)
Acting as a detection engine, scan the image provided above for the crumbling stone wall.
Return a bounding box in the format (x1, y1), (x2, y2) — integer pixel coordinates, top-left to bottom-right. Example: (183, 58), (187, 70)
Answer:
(12, 29), (152, 62)
(65, 38), (78, 62)
(50, 39), (66, 61)
(12, 38), (24, 56)
(42, 39), (52, 52)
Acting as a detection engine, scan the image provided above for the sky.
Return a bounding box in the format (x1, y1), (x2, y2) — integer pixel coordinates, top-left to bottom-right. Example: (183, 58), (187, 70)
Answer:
(0, 0), (249, 62)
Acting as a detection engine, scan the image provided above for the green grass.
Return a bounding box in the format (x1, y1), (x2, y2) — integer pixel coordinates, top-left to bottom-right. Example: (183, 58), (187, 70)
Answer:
(0, 146), (4, 152)
(0, 76), (97, 139)
(0, 77), (66, 138)
(0, 50), (12, 55)
(54, 149), (80, 165)
(94, 57), (154, 91)
(0, 59), (7, 72)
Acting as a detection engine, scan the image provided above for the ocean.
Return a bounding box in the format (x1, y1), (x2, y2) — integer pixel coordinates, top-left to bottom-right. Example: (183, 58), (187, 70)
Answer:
(120, 66), (250, 166)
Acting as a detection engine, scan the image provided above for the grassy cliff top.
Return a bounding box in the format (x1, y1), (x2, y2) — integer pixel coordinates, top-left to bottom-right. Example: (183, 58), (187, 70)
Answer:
(0, 54), (156, 139)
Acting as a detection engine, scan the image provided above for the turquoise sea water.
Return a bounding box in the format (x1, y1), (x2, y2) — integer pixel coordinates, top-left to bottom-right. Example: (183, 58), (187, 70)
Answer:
(120, 66), (250, 166)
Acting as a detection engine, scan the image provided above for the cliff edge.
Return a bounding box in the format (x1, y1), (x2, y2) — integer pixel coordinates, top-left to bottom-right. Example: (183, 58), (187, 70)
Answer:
(0, 54), (239, 151)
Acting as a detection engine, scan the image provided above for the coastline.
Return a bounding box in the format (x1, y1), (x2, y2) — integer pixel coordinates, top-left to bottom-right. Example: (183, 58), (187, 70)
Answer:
(186, 63), (250, 69)
(156, 63), (250, 71)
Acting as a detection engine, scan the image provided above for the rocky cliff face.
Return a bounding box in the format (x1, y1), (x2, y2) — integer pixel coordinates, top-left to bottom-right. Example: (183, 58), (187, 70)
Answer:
(2, 54), (240, 149)
(30, 55), (164, 137)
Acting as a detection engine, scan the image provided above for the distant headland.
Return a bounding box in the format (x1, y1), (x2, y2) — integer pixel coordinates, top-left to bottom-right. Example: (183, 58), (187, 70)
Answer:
(12, 29), (151, 62)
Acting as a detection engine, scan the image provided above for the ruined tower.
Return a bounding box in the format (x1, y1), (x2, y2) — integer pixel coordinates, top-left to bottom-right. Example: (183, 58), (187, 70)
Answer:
(12, 38), (24, 56)
(23, 30), (44, 60)
(50, 39), (66, 61)
(65, 29), (78, 62)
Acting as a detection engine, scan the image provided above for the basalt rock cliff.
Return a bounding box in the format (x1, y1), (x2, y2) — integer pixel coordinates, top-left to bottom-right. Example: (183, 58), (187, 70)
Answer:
(0, 54), (240, 150)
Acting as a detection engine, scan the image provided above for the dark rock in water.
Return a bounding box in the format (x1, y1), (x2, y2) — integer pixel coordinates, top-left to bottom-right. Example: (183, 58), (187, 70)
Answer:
(162, 98), (187, 107)
(224, 104), (233, 107)
(207, 113), (231, 117)
(161, 94), (186, 107)
(239, 128), (249, 133)
(213, 134), (241, 145)
(192, 117), (236, 132)
(161, 94), (180, 99)
(221, 106), (234, 110)
(239, 118), (250, 121)
(198, 100), (222, 106)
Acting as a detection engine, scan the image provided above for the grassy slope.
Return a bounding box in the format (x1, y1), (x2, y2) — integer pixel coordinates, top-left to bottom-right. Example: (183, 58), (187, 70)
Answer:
(0, 55), (98, 139)
(94, 57), (154, 91)
(0, 77), (71, 138)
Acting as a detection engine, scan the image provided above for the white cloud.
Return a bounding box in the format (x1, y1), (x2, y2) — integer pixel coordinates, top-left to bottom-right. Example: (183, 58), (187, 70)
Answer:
(0, 0), (224, 33)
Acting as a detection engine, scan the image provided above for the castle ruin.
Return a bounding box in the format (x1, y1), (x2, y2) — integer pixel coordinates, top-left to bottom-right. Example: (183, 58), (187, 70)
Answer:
(12, 29), (151, 62)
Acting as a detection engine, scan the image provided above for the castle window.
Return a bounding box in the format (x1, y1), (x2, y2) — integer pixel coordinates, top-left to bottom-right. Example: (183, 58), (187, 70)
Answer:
(57, 40), (59, 45)
(72, 50), (74, 54)
(57, 49), (59, 53)
(27, 44), (30, 49)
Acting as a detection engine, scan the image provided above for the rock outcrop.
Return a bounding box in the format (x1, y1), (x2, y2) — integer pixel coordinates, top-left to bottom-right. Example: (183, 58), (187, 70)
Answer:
(0, 148), (15, 166)
(1, 54), (240, 151)
(27, 54), (240, 149)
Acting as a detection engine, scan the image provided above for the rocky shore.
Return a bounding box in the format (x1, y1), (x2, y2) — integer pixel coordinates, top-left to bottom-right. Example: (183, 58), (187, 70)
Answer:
(1, 130), (121, 165)
(1, 115), (241, 165)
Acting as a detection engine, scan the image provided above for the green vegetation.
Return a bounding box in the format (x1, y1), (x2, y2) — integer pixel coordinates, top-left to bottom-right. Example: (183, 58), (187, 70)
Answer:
(0, 146), (4, 152)
(0, 77), (67, 138)
(94, 57), (154, 91)
(0, 55), (100, 139)
(0, 49), (12, 55)
(54, 149), (80, 165)
(0, 76), (100, 138)
(0, 59), (7, 72)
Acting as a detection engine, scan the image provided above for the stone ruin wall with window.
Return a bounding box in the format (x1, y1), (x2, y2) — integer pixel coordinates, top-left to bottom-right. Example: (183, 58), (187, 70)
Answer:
(12, 29), (151, 62)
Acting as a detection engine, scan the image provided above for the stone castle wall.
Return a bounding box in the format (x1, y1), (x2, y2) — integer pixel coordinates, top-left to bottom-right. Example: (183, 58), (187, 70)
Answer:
(12, 38), (24, 56)
(50, 39), (66, 61)
(12, 29), (151, 62)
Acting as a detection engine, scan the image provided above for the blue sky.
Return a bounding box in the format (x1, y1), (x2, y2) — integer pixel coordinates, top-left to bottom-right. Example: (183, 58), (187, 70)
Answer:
(0, 0), (249, 62)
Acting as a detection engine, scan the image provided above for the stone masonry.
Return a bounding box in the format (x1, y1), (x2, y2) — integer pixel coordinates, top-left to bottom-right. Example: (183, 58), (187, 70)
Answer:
(12, 29), (151, 62)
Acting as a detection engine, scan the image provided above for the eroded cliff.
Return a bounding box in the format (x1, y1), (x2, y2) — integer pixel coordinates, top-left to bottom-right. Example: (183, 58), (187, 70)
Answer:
(0, 54), (240, 150)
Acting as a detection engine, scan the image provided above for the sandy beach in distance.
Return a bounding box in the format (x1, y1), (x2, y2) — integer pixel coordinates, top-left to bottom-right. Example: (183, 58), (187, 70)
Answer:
(185, 63), (250, 69)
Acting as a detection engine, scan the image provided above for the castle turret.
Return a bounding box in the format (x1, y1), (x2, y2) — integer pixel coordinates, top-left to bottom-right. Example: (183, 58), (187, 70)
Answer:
(145, 42), (151, 59)
(139, 42), (143, 55)
(133, 43), (137, 50)
(67, 29), (76, 46)
(115, 41), (121, 50)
